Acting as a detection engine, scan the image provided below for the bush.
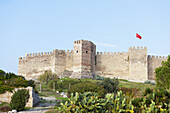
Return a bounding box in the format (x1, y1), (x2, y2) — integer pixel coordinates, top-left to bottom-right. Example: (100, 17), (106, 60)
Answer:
(9, 77), (28, 87)
(143, 87), (153, 96)
(27, 80), (36, 89)
(144, 80), (155, 85)
(48, 79), (58, 89)
(56, 78), (80, 89)
(67, 82), (106, 97)
(60, 91), (169, 113)
(0, 85), (14, 94)
(38, 70), (59, 84)
(94, 75), (105, 80)
(0, 106), (11, 112)
(10, 89), (30, 111)
(98, 78), (119, 93)
(119, 87), (140, 104)
(60, 91), (133, 112)
(132, 97), (143, 108)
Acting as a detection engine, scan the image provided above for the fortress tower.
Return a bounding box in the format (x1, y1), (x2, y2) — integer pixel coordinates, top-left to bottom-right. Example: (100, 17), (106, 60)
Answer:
(70, 40), (96, 79)
(128, 47), (148, 81)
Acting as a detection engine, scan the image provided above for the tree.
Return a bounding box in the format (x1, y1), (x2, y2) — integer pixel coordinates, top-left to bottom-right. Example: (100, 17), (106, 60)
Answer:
(99, 78), (119, 93)
(38, 70), (58, 84)
(10, 89), (30, 111)
(155, 55), (170, 89)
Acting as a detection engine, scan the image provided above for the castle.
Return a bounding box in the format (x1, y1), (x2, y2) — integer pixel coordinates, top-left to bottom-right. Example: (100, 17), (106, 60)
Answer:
(18, 40), (167, 82)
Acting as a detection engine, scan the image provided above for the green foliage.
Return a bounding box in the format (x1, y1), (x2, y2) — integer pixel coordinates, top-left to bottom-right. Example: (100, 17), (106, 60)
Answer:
(27, 80), (36, 89)
(94, 75), (105, 80)
(10, 89), (30, 111)
(0, 85), (14, 94)
(0, 69), (38, 94)
(60, 91), (133, 113)
(144, 80), (155, 85)
(48, 79), (58, 89)
(119, 87), (140, 97)
(143, 87), (153, 96)
(67, 82), (106, 97)
(132, 97), (143, 108)
(59, 91), (170, 113)
(155, 55), (170, 89)
(0, 69), (5, 81)
(8, 77), (28, 87)
(38, 70), (59, 84)
(56, 78), (79, 90)
(119, 87), (140, 104)
(99, 77), (119, 93)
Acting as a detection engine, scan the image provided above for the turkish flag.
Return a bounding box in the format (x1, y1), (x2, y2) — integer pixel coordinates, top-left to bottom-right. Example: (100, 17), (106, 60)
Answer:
(136, 33), (142, 39)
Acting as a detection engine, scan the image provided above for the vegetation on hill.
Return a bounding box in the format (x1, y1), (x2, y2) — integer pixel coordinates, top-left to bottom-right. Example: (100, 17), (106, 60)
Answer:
(38, 70), (59, 84)
(0, 69), (37, 94)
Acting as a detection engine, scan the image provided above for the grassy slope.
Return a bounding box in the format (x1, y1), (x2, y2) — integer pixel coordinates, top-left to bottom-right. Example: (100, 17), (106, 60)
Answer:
(118, 80), (156, 92)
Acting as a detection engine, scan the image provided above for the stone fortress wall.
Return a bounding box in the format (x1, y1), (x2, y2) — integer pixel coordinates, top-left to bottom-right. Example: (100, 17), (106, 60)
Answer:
(18, 40), (168, 81)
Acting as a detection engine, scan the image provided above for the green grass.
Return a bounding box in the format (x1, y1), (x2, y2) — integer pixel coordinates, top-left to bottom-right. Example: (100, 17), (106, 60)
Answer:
(118, 81), (156, 92)
(56, 97), (69, 101)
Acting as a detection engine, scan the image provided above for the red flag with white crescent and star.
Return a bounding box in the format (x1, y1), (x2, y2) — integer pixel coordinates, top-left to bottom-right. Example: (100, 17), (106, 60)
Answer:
(136, 33), (142, 39)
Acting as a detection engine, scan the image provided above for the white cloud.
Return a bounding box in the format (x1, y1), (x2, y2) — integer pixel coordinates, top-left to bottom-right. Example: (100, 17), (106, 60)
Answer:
(96, 42), (118, 48)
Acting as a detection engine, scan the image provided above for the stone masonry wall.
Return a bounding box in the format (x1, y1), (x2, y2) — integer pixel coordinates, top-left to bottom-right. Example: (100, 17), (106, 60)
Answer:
(0, 87), (39, 107)
(128, 47), (148, 81)
(148, 55), (167, 80)
(95, 52), (129, 79)
(18, 50), (74, 80)
(18, 40), (167, 81)
(18, 52), (53, 81)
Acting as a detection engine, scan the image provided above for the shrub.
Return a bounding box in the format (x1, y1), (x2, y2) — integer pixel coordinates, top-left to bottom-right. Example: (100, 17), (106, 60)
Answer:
(10, 89), (30, 111)
(94, 75), (105, 80)
(67, 82), (106, 97)
(56, 78), (80, 89)
(38, 70), (59, 84)
(27, 80), (36, 89)
(143, 87), (153, 96)
(48, 79), (58, 89)
(60, 91), (169, 112)
(98, 77), (119, 93)
(9, 77), (28, 87)
(60, 91), (133, 112)
(132, 97), (143, 107)
(119, 87), (140, 97)
(0, 85), (14, 94)
(144, 80), (155, 85)
(0, 106), (11, 112)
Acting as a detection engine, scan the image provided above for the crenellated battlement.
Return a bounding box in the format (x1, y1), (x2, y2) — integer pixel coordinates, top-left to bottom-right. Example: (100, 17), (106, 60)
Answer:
(25, 52), (53, 57)
(129, 46), (147, 51)
(19, 49), (74, 60)
(74, 39), (94, 45)
(18, 39), (168, 82)
(148, 55), (167, 60)
(96, 51), (128, 55)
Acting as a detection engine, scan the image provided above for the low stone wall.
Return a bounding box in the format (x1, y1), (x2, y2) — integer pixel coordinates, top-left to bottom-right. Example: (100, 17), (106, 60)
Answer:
(0, 87), (39, 107)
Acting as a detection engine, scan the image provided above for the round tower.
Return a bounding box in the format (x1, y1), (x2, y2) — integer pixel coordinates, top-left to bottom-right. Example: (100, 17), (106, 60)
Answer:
(70, 40), (96, 79)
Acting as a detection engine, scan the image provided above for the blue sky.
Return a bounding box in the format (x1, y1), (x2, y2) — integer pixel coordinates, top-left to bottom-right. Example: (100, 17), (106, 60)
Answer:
(0, 0), (170, 74)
